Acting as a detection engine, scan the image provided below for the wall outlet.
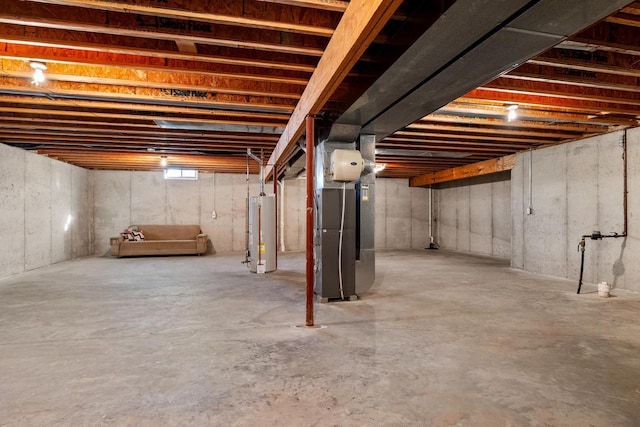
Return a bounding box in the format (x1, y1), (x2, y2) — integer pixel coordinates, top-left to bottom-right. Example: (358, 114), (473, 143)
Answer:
(211, 210), (217, 220)
(526, 207), (533, 215)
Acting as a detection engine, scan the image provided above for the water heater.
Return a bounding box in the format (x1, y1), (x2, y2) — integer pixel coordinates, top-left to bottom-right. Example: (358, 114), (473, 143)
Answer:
(248, 195), (276, 273)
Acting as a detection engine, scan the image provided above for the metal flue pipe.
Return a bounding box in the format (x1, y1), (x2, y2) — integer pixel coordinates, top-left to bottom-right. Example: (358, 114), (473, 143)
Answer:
(305, 115), (315, 327)
(247, 148), (265, 196)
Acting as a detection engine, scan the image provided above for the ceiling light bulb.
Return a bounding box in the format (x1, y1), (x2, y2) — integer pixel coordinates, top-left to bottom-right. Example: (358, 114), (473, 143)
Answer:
(506, 104), (519, 122)
(29, 62), (47, 86)
(160, 156), (167, 167)
(374, 163), (386, 174)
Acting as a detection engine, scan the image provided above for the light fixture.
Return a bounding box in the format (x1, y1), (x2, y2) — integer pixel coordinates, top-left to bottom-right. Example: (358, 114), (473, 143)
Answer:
(29, 62), (47, 86)
(160, 155), (167, 167)
(374, 163), (386, 174)
(506, 104), (519, 122)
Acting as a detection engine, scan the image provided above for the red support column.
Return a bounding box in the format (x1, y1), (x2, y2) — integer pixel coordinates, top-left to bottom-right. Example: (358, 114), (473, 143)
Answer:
(273, 164), (278, 269)
(305, 115), (315, 327)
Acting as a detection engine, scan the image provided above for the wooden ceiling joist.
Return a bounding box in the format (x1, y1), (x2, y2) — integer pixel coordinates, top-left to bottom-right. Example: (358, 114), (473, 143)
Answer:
(0, 43), (311, 85)
(465, 88), (640, 118)
(23, 0), (337, 37)
(530, 49), (640, 79)
(436, 102), (625, 127)
(423, 114), (610, 134)
(486, 78), (640, 109)
(257, 0), (348, 13)
(0, 120), (281, 141)
(33, 150), (258, 173)
(0, 106), (287, 129)
(0, 1), (328, 57)
(0, 0), (638, 176)
(506, 64), (640, 95)
(0, 60), (305, 101)
(0, 33), (317, 73)
(0, 77), (297, 113)
(407, 122), (582, 140)
(0, 130), (278, 147)
(0, 97), (290, 123)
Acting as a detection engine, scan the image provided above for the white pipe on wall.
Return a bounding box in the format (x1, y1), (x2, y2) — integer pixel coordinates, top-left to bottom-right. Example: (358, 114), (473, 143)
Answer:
(527, 148), (533, 215)
(427, 186), (438, 249)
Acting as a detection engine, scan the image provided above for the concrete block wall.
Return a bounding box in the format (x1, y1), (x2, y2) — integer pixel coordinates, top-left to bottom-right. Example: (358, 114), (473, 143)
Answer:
(0, 143), (92, 279)
(92, 171), (260, 255)
(376, 178), (430, 250)
(433, 172), (511, 258)
(1, 146), (431, 272)
(512, 128), (640, 292)
(92, 172), (430, 254)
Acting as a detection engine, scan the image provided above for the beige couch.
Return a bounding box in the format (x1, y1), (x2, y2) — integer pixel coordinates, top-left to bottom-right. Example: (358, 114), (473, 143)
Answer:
(110, 224), (208, 257)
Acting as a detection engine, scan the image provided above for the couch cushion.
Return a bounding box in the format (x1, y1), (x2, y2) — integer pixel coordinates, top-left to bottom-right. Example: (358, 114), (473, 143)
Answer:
(118, 240), (197, 256)
(133, 225), (201, 240)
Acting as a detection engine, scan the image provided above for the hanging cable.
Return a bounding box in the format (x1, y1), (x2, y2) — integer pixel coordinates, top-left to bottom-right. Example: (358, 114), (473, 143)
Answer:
(338, 181), (346, 300)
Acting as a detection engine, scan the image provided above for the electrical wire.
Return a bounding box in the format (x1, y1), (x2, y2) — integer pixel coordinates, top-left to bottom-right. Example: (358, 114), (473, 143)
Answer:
(338, 181), (346, 300)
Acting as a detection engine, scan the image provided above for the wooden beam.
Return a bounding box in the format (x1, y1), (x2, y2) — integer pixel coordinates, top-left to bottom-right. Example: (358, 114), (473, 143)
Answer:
(24, 0), (336, 37)
(605, 13), (640, 28)
(559, 39), (640, 56)
(256, 0), (410, 21)
(265, 0), (403, 176)
(409, 155), (517, 187)
(257, 0), (348, 12)
(621, 1), (640, 14)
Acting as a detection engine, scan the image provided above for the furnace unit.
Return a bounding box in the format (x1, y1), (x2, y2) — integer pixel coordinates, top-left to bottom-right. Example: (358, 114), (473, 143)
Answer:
(314, 133), (376, 301)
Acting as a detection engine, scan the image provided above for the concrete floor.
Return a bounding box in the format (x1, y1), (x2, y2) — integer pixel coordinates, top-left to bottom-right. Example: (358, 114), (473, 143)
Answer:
(1, 250), (639, 426)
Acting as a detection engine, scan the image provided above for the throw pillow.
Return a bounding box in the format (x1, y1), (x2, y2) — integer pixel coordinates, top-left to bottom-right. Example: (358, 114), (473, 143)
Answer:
(130, 230), (145, 241)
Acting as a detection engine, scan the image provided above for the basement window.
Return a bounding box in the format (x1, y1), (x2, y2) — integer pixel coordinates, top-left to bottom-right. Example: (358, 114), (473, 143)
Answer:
(164, 168), (198, 180)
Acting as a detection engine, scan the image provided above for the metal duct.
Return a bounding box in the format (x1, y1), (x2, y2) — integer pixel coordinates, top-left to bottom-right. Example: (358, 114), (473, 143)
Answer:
(313, 0), (631, 299)
(155, 120), (284, 134)
(334, 0), (632, 141)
